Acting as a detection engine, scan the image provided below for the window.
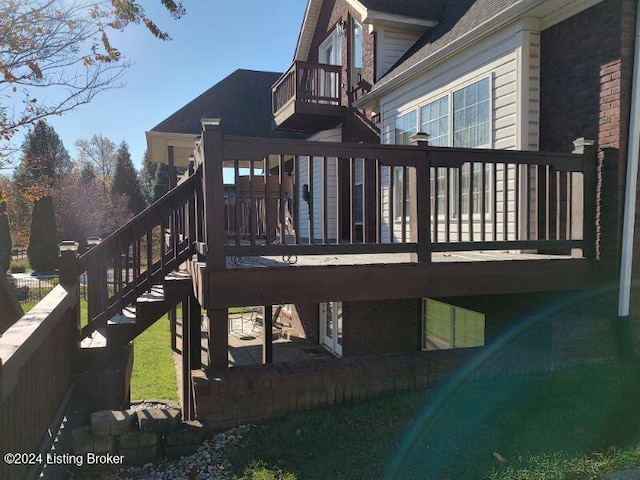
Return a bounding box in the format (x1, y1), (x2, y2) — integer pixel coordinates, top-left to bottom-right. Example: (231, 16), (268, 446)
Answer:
(419, 77), (492, 218)
(420, 97), (449, 147)
(422, 299), (485, 351)
(394, 110), (417, 145)
(453, 77), (491, 148)
(351, 19), (363, 88)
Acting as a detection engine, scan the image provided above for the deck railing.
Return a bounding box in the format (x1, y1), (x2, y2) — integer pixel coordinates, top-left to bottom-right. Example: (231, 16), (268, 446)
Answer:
(272, 60), (342, 114)
(77, 165), (203, 339)
(196, 123), (598, 269)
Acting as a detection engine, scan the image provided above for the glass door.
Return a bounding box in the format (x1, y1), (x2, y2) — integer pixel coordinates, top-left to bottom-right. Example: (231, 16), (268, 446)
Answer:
(319, 32), (341, 103)
(320, 301), (343, 356)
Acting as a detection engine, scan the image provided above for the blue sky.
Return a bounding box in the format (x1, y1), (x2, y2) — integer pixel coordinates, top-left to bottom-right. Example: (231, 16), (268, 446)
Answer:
(18, 1), (307, 170)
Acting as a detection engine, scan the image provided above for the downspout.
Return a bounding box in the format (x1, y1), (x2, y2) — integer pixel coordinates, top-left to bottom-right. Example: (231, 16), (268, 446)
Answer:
(618, 0), (640, 316)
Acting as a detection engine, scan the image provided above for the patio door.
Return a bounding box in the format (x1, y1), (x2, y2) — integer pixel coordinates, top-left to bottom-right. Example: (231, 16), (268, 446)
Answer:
(320, 301), (343, 356)
(319, 31), (341, 103)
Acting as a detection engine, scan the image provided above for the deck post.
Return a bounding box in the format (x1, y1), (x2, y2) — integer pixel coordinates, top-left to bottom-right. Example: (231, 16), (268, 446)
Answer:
(262, 305), (273, 364)
(181, 296), (193, 420)
(189, 294), (202, 369)
(410, 134), (432, 263)
(59, 241), (80, 345)
(86, 237), (106, 328)
(574, 138), (598, 259)
(209, 308), (228, 371)
(202, 119), (227, 271)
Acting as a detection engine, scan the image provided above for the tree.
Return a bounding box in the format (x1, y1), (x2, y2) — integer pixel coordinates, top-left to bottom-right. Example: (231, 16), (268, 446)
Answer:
(74, 134), (117, 190)
(54, 172), (132, 245)
(112, 142), (146, 214)
(139, 149), (168, 205)
(13, 121), (71, 198)
(0, 0), (185, 158)
(27, 196), (58, 271)
(0, 195), (11, 273)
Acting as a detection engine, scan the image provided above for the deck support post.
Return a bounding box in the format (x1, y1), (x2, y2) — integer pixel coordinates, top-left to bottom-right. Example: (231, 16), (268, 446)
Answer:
(574, 138), (598, 259)
(410, 134), (432, 263)
(262, 305), (273, 364)
(181, 295), (198, 421)
(209, 308), (228, 371)
(202, 119), (227, 271)
(59, 241), (80, 346)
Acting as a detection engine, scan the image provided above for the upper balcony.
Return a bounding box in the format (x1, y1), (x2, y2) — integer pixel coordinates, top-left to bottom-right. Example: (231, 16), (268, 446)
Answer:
(272, 61), (347, 133)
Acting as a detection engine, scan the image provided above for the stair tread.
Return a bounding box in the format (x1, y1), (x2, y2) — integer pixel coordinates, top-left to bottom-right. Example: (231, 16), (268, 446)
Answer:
(137, 286), (165, 303)
(165, 271), (191, 282)
(80, 329), (107, 349)
(107, 307), (136, 326)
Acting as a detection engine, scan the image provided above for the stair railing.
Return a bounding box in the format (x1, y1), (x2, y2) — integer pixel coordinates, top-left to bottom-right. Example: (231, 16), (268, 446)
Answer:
(77, 165), (203, 340)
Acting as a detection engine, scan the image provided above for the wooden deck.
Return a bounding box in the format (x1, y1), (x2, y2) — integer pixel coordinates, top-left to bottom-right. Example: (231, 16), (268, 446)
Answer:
(196, 251), (600, 310)
(226, 250), (576, 268)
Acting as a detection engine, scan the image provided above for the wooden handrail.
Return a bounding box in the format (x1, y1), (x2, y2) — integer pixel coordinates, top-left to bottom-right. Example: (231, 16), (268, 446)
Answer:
(78, 166), (203, 338)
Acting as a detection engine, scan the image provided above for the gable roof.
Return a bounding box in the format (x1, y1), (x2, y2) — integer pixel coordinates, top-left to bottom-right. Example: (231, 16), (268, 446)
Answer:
(150, 69), (305, 139)
(295, 0), (443, 62)
(381, 0), (520, 84)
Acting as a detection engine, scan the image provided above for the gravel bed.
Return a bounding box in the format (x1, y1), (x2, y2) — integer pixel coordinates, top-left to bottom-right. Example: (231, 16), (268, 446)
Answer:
(112, 424), (253, 479)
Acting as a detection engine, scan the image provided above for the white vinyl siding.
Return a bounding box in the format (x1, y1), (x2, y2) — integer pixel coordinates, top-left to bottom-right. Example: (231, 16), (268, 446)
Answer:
(379, 21), (539, 244)
(297, 128), (341, 243)
(381, 28), (423, 77)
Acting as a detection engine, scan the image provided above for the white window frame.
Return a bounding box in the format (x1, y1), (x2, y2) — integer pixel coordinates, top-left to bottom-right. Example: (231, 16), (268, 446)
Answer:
(421, 298), (485, 351)
(417, 76), (494, 220)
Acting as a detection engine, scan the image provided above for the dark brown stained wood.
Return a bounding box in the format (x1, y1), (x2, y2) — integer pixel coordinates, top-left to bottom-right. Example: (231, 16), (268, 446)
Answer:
(432, 239), (581, 252)
(262, 305), (273, 364)
(249, 162), (256, 245)
(503, 163), (508, 240)
(223, 135), (424, 166)
(514, 164), (519, 241)
(469, 163), (474, 241)
(376, 161), (381, 244)
(415, 153), (431, 262)
(189, 295), (202, 370)
(350, 158), (355, 243)
(389, 167), (395, 241)
(202, 123), (226, 271)
(492, 163), (498, 242)
(402, 166), (408, 243)
(309, 156), (315, 244)
(582, 145), (598, 259)
(481, 164), (486, 240)
(323, 156), (328, 244)
(526, 165), (532, 240)
(457, 166), (462, 242)
(263, 158), (271, 245)
(294, 156), (301, 245)
(429, 148), (581, 170)
(445, 167), (451, 243)
(208, 308), (228, 371)
(226, 241), (416, 257)
(234, 160), (241, 246)
(181, 297), (192, 420)
(204, 258), (602, 309)
(279, 155), (285, 245)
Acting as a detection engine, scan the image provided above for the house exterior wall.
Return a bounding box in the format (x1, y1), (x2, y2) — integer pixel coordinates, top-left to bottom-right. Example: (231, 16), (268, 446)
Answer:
(539, 0), (636, 310)
(377, 20), (539, 243)
(342, 299), (422, 356)
(377, 26), (423, 80)
(297, 128), (341, 242)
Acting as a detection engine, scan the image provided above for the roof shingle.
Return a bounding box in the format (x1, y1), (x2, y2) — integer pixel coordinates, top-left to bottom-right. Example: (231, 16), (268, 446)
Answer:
(358, 0), (448, 21)
(151, 69), (306, 139)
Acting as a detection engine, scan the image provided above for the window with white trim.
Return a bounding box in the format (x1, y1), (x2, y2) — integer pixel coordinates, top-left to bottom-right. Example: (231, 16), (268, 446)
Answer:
(417, 77), (492, 218)
(422, 299), (485, 351)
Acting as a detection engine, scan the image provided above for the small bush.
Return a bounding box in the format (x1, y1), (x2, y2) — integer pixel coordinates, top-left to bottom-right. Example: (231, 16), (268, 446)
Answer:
(10, 258), (29, 273)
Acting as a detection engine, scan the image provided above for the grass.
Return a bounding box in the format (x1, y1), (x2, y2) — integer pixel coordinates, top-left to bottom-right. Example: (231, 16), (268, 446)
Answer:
(130, 313), (179, 402)
(227, 361), (640, 480)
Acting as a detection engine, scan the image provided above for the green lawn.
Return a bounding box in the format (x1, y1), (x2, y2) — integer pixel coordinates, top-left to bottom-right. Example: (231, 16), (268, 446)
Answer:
(228, 361), (640, 480)
(130, 314), (179, 402)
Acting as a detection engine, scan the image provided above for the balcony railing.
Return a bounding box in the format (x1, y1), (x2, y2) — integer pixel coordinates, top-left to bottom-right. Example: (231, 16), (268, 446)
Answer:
(272, 61), (346, 132)
(194, 122), (600, 270)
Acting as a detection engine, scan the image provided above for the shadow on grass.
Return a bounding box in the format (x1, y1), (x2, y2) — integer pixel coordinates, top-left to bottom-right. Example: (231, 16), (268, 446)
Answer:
(226, 362), (640, 480)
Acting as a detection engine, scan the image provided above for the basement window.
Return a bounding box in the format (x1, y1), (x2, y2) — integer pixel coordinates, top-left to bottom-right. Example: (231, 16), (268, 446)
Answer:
(422, 299), (485, 350)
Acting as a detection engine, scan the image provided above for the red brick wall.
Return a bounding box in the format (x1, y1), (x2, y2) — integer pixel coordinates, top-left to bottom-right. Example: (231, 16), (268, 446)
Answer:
(539, 0), (637, 311)
(343, 299), (421, 356)
(307, 0), (379, 143)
